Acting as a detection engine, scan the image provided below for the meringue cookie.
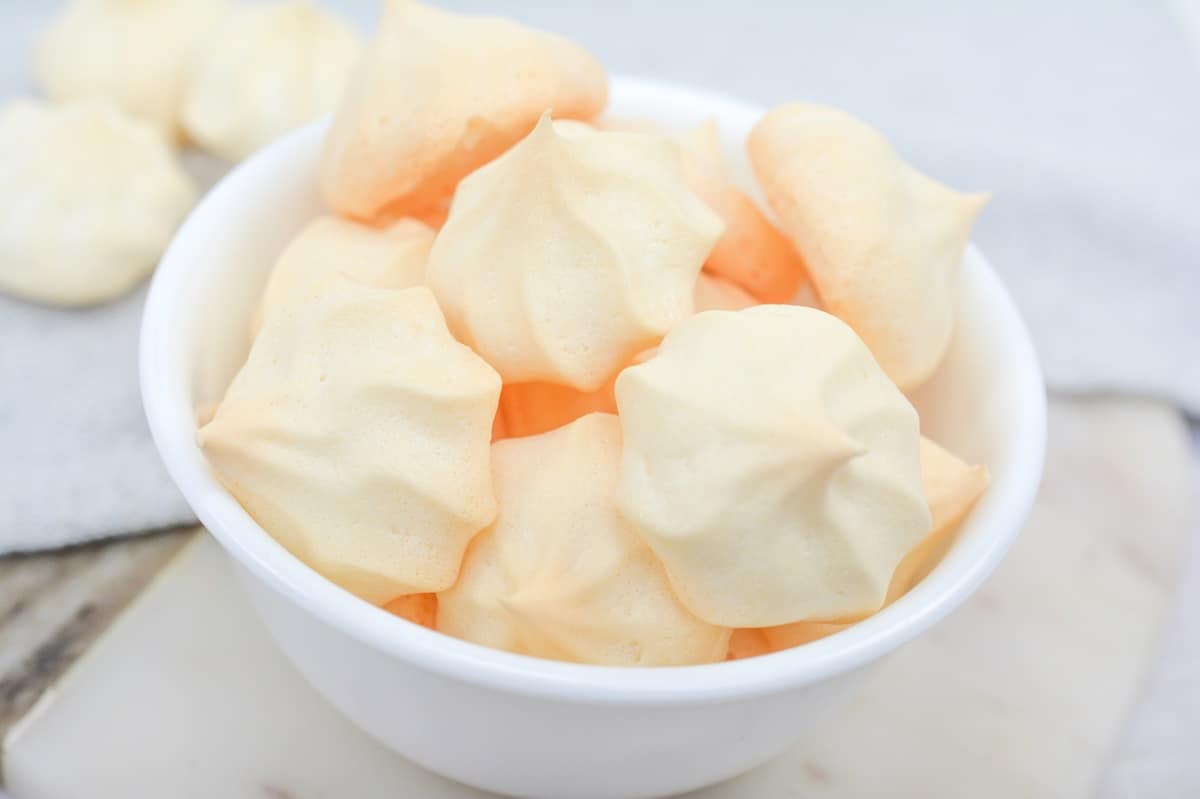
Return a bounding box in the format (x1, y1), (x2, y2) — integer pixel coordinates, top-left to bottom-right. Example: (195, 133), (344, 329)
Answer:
(726, 628), (773, 661)
(763, 436), (989, 650)
(748, 103), (988, 390)
(183, 2), (362, 162)
(493, 275), (749, 441)
(438, 414), (730, 666)
(0, 99), (196, 307)
(383, 593), (438, 629)
(693, 273), (758, 312)
(34, 0), (229, 137)
(615, 305), (930, 627)
(199, 285), (500, 603)
(428, 116), (723, 391)
(496, 381), (617, 441)
(680, 121), (807, 303)
(252, 216), (434, 337)
(760, 620), (846, 651)
(321, 0), (608, 224)
(889, 436), (990, 594)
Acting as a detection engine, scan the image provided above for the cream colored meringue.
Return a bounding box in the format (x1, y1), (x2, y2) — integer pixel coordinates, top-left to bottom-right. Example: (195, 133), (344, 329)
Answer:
(763, 435), (989, 650)
(693, 273), (758, 312)
(0, 99), (196, 307)
(427, 116), (723, 391)
(438, 414), (730, 666)
(680, 121), (807, 303)
(383, 593), (438, 629)
(183, 2), (362, 162)
(615, 305), (930, 627)
(493, 275), (752, 441)
(748, 103), (987, 390)
(760, 620), (846, 651)
(252, 216), (434, 337)
(725, 628), (773, 661)
(890, 436), (990, 594)
(199, 285), (500, 603)
(320, 0), (608, 224)
(34, 0), (229, 137)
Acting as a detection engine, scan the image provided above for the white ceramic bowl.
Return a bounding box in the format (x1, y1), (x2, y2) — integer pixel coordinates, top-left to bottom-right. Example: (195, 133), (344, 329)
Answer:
(141, 76), (1045, 799)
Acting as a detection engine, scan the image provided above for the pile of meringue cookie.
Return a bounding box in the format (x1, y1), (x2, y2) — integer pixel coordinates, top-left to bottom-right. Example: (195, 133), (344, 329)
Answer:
(1, 0), (363, 307)
(199, 1), (992, 667)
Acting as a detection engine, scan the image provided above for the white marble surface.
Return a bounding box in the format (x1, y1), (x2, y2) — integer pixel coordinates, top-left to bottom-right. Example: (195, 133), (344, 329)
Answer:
(4, 398), (1194, 798)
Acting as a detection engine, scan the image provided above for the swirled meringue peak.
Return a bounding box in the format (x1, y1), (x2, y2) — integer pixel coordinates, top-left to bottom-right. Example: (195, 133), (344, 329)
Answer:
(252, 215), (434, 336)
(438, 414), (730, 666)
(748, 103), (987, 390)
(615, 305), (931, 627)
(199, 284), (501, 603)
(427, 116), (724, 391)
(320, 0), (608, 225)
(763, 435), (988, 650)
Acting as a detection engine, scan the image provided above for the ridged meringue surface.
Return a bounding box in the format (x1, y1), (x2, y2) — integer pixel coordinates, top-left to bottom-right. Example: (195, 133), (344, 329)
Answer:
(183, 1), (362, 161)
(615, 305), (930, 627)
(438, 414), (730, 666)
(748, 103), (987, 390)
(0, 99), (196, 306)
(34, 0), (230, 137)
(320, 0), (608, 224)
(252, 216), (434, 336)
(427, 116), (723, 391)
(680, 120), (807, 303)
(764, 435), (988, 650)
(199, 285), (500, 603)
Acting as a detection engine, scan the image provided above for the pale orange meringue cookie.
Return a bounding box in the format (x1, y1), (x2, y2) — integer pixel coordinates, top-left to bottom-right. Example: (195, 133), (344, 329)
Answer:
(494, 275), (753, 441)
(748, 103), (988, 391)
(889, 436), (991, 594)
(680, 120), (808, 304)
(427, 116), (723, 392)
(438, 414), (730, 666)
(764, 435), (989, 651)
(616, 305), (930, 628)
(199, 285), (501, 603)
(383, 593), (438, 629)
(251, 216), (435, 337)
(320, 0), (608, 225)
(725, 628), (774, 661)
(693, 273), (758, 312)
(496, 381), (617, 441)
(760, 620), (847, 651)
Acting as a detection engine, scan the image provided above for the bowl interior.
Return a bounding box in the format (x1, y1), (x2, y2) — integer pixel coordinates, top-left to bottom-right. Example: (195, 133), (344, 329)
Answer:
(142, 75), (1045, 702)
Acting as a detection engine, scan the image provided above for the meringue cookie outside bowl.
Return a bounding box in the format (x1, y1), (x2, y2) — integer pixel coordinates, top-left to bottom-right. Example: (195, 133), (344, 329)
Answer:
(140, 76), (1046, 799)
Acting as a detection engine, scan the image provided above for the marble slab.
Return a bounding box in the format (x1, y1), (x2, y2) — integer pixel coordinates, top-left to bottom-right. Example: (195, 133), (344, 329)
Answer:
(2, 397), (1195, 798)
(0, 530), (191, 739)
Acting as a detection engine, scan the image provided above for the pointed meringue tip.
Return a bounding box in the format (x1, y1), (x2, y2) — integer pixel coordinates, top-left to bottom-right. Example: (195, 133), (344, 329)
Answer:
(962, 191), (992, 218)
(827, 426), (869, 466)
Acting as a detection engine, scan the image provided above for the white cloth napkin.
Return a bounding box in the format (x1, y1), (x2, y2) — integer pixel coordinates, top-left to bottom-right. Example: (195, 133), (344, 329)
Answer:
(2, 0), (1198, 553)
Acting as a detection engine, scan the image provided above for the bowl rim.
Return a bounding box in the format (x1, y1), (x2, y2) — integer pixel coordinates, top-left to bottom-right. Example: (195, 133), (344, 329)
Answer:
(140, 74), (1046, 706)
